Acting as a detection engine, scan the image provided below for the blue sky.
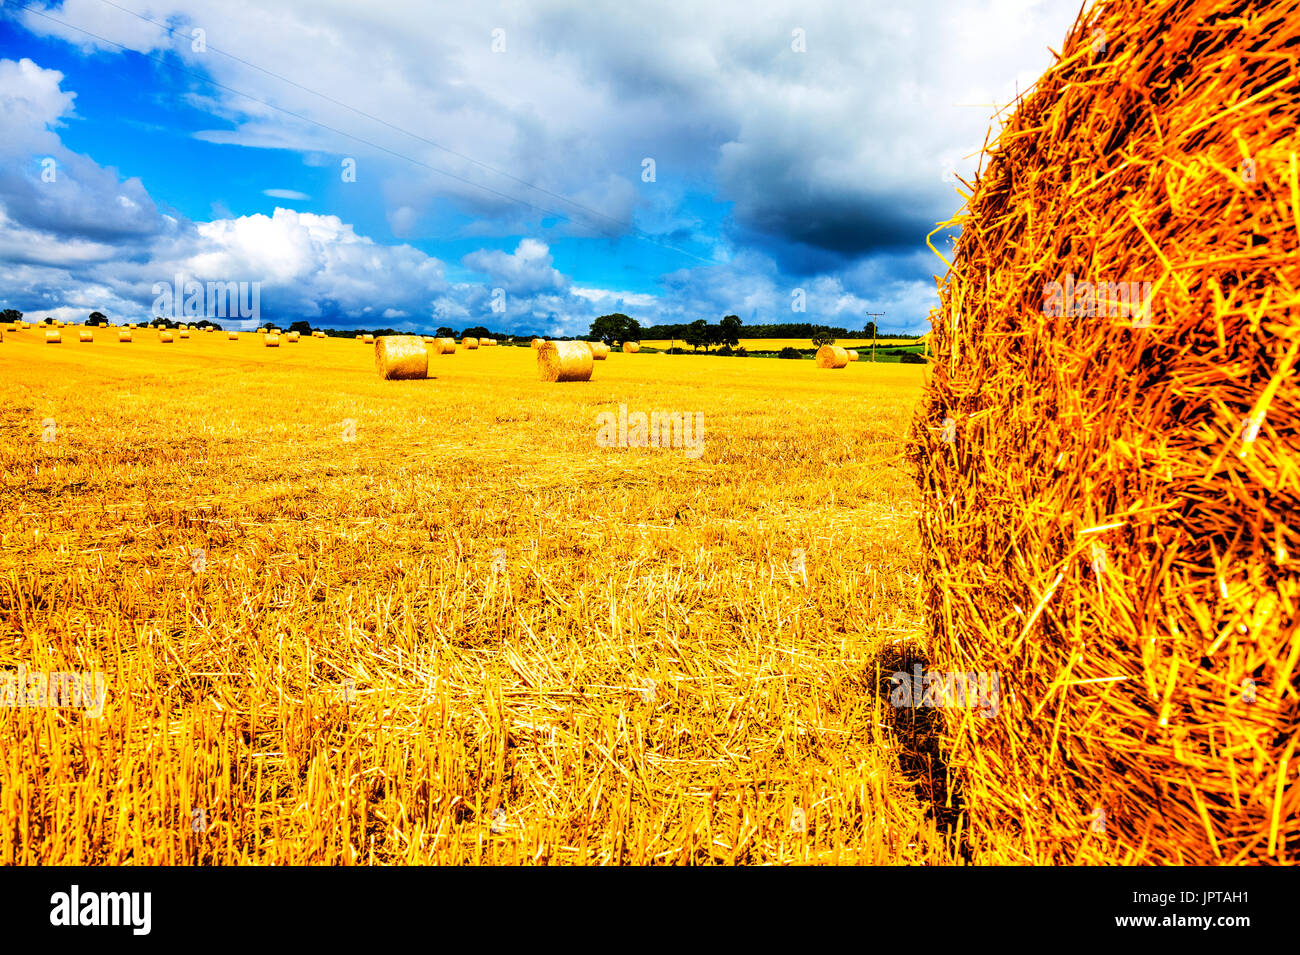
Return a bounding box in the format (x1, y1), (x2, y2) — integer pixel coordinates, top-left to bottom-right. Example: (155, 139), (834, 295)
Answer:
(0, 0), (1080, 335)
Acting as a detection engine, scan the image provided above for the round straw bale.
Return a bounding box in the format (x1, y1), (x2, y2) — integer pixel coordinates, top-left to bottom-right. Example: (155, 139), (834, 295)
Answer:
(422, 335), (436, 344)
(910, 1), (1300, 865)
(265, 334), (280, 347)
(846, 349), (859, 361)
(436, 337), (456, 354)
(354, 333), (363, 340)
(537, 340), (594, 382)
(622, 341), (640, 353)
(372, 335), (429, 379)
(228, 331), (239, 340)
(45, 329), (62, 343)
(158, 329), (174, 343)
(178, 329), (189, 339)
(79, 329), (93, 342)
(815, 345), (848, 368)
(462, 337), (479, 349)
(286, 331), (300, 342)
(589, 342), (610, 360)
(118, 329), (132, 342)
(362, 333), (374, 344)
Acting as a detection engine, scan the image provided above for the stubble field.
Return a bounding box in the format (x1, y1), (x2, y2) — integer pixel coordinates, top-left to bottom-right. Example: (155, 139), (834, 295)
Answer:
(0, 325), (950, 864)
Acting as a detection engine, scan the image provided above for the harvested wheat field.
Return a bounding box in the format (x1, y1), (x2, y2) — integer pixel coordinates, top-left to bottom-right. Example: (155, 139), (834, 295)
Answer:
(0, 335), (945, 865)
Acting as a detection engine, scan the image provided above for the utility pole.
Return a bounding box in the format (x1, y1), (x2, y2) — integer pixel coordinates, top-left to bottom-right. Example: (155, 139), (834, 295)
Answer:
(864, 312), (885, 362)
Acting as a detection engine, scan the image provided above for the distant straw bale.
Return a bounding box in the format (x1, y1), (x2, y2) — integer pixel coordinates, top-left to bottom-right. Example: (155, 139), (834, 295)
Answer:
(537, 340), (594, 382)
(815, 345), (848, 368)
(462, 337), (479, 349)
(622, 341), (640, 353)
(374, 335), (429, 380)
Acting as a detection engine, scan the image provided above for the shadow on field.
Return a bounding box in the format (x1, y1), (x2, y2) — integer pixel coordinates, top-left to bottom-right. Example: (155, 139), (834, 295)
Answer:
(875, 643), (971, 862)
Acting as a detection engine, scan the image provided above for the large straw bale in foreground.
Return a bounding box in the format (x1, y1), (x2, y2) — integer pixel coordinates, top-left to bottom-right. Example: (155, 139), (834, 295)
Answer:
(537, 340), (594, 382)
(374, 335), (429, 380)
(815, 345), (848, 368)
(909, 1), (1299, 865)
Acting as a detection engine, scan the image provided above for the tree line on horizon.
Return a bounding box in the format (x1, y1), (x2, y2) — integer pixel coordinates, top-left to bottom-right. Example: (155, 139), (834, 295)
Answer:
(2, 306), (919, 348)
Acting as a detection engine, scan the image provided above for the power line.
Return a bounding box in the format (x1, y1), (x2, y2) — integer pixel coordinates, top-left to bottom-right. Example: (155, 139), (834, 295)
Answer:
(864, 310), (885, 361)
(88, 0), (639, 239)
(9, 0), (717, 267)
